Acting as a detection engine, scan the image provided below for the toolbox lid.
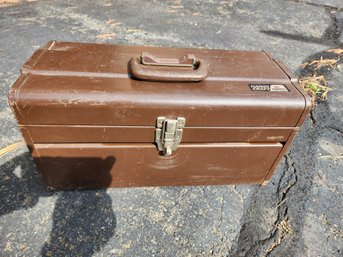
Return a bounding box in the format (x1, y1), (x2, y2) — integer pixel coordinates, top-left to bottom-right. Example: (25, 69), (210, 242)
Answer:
(9, 41), (309, 128)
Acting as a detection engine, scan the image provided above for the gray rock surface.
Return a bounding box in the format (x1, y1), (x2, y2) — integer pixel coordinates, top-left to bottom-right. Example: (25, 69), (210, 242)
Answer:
(0, 0), (342, 256)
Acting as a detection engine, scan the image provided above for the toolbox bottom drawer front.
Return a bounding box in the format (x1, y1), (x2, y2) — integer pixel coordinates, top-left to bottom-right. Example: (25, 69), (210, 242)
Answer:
(34, 143), (283, 189)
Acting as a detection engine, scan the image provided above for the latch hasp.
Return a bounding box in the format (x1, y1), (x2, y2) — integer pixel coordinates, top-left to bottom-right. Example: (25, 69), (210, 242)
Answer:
(155, 116), (185, 156)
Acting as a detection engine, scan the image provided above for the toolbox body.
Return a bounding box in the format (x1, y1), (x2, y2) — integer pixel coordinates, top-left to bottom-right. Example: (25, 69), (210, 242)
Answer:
(8, 41), (310, 189)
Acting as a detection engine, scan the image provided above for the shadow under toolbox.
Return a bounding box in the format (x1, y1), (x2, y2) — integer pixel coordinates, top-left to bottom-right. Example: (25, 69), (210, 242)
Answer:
(8, 41), (311, 189)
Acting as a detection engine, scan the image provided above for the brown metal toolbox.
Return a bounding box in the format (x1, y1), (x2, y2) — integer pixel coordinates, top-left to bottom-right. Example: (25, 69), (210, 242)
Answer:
(8, 41), (311, 189)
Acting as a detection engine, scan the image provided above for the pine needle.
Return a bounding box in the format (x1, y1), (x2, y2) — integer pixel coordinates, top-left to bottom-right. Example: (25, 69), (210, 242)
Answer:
(266, 219), (292, 254)
(0, 141), (24, 158)
(318, 155), (343, 160)
(326, 48), (343, 55)
(300, 57), (338, 70)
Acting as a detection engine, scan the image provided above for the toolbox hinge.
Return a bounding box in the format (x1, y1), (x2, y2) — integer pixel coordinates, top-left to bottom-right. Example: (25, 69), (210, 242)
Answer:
(155, 116), (185, 156)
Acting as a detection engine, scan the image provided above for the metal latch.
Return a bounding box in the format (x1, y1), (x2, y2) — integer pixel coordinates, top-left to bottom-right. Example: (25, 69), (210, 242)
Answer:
(155, 116), (185, 156)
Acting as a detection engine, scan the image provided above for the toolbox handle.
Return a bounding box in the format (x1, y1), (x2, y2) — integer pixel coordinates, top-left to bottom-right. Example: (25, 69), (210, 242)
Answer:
(129, 52), (208, 82)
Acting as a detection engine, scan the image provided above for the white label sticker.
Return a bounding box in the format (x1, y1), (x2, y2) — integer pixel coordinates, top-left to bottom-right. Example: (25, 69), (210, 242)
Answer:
(249, 84), (289, 92)
(270, 84), (289, 92)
